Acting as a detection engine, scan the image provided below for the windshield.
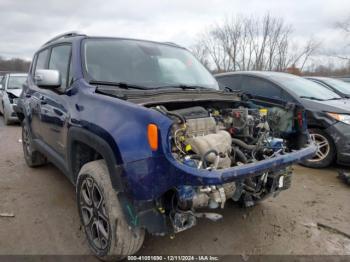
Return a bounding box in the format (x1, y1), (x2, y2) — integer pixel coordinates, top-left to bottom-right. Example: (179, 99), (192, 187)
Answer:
(7, 75), (26, 89)
(273, 74), (341, 100)
(321, 78), (350, 96)
(83, 39), (219, 90)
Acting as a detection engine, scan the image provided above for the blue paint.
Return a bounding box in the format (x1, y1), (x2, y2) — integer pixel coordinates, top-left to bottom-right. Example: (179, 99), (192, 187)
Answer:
(19, 35), (317, 205)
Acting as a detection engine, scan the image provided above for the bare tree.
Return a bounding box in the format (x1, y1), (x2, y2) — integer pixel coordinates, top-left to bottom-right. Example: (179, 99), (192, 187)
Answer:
(334, 16), (350, 61)
(190, 13), (319, 73)
(336, 17), (350, 34)
(289, 39), (321, 71)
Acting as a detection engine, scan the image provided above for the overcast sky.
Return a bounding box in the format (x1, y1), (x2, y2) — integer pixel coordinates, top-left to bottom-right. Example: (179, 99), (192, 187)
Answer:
(0, 0), (349, 61)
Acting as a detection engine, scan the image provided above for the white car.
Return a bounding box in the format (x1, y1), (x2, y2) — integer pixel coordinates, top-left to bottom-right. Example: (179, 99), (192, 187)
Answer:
(0, 73), (27, 125)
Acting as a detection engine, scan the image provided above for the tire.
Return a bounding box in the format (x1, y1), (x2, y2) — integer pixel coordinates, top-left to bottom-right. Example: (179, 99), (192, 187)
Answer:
(300, 128), (335, 168)
(3, 110), (10, 125)
(3, 106), (11, 125)
(76, 160), (145, 261)
(22, 120), (47, 167)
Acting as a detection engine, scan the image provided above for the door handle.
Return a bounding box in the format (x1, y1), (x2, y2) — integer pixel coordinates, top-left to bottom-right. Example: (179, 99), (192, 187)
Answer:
(39, 96), (47, 105)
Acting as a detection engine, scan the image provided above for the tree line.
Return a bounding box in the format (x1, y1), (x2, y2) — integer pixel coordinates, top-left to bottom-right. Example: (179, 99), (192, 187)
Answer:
(0, 57), (30, 73)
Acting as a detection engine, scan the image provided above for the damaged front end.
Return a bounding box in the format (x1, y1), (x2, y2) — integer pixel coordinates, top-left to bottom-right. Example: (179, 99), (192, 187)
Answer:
(125, 101), (316, 235)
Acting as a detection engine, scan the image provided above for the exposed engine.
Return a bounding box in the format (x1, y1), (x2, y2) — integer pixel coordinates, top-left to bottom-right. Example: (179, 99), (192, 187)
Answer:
(156, 105), (286, 170)
(155, 104), (293, 233)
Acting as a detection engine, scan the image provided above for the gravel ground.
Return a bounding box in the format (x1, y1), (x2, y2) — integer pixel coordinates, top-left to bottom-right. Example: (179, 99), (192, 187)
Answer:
(0, 118), (349, 258)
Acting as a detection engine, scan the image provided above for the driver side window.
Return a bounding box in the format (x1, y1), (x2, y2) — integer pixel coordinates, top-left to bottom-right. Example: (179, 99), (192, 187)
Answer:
(242, 76), (286, 100)
(48, 45), (71, 91)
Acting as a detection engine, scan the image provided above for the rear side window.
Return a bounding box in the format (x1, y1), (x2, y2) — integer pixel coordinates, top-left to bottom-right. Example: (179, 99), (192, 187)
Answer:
(216, 76), (242, 90)
(242, 76), (284, 100)
(35, 49), (49, 72)
(49, 45), (71, 90)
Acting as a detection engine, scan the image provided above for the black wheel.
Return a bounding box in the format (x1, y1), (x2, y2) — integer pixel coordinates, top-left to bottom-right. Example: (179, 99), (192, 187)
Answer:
(300, 128), (335, 168)
(22, 120), (47, 167)
(76, 160), (144, 261)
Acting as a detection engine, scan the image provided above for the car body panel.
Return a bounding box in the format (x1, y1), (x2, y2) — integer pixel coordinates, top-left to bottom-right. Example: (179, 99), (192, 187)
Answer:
(215, 71), (350, 165)
(0, 73), (27, 122)
(16, 38), (317, 235)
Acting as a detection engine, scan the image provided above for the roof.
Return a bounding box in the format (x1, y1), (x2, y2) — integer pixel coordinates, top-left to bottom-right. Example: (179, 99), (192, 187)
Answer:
(214, 71), (295, 79)
(41, 31), (185, 50)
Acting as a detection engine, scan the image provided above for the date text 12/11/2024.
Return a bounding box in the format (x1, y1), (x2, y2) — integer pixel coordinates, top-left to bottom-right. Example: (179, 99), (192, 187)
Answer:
(127, 255), (220, 261)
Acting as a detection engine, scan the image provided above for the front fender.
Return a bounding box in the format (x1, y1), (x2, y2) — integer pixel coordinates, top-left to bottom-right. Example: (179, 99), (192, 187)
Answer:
(75, 84), (173, 164)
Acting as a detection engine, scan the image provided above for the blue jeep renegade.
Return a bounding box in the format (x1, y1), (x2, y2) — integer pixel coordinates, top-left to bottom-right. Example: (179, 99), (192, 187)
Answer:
(16, 32), (316, 260)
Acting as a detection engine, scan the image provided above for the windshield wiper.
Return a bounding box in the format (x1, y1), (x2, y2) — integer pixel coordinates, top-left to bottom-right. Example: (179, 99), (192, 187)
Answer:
(300, 96), (325, 101)
(90, 80), (149, 90)
(326, 97), (343, 100)
(154, 84), (213, 91)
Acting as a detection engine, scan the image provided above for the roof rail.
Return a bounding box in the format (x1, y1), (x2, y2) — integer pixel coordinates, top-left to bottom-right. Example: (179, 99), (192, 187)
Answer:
(163, 42), (182, 48)
(43, 31), (85, 45)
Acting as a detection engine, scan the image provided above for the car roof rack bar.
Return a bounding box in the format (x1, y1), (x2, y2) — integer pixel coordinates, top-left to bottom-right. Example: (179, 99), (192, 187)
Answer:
(163, 42), (182, 48)
(44, 31), (85, 45)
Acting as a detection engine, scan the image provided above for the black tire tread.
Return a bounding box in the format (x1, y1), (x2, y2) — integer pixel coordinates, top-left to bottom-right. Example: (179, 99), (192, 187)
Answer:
(22, 121), (47, 167)
(77, 160), (144, 260)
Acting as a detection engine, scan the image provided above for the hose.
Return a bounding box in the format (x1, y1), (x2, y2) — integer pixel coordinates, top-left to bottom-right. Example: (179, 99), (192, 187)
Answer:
(233, 147), (248, 163)
(156, 106), (185, 124)
(231, 138), (256, 151)
(201, 149), (219, 169)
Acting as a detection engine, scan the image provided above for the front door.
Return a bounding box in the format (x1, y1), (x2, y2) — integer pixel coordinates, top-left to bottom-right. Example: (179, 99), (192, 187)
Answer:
(37, 44), (72, 157)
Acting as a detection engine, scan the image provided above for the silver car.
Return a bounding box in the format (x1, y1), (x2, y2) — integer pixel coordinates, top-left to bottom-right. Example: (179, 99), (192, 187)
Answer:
(0, 73), (27, 125)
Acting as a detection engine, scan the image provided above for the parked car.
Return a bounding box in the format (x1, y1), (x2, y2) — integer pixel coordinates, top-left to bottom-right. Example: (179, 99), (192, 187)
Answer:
(215, 71), (350, 168)
(15, 33), (315, 260)
(0, 73), (27, 124)
(305, 76), (350, 98)
(337, 77), (350, 83)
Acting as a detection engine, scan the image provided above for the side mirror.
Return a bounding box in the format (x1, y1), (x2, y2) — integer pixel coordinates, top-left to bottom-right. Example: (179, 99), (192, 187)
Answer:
(0, 84), (3, 90)
(35, 69), (61, 88)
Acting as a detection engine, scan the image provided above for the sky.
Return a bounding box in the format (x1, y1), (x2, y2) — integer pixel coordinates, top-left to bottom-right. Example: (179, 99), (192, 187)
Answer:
(0, 0), (349, 62)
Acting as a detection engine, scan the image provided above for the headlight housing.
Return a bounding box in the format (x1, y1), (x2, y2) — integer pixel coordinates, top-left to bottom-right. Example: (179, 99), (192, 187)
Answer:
(327, 112), (350, 125)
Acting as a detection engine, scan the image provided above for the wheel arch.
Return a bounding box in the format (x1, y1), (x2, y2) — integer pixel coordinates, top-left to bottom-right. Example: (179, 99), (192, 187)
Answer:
(67, 126), (124, 192)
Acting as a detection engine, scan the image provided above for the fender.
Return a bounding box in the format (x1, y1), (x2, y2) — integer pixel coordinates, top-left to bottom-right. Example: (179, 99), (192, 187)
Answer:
(67, 126), (123, 192)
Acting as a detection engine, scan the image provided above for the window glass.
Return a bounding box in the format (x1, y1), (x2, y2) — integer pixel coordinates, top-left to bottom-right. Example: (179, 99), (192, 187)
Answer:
(49, 45), (71, 89)
(83, 39), (219, 90)
(321, 78), (350, 96)
(7, 75), (27, 89)
(273, 74), (341, 100)
(242, 76), (284, 100)
(35, 49), (49, 71)
(0, 76), (5, 89)
(216, 76), (242, 90)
